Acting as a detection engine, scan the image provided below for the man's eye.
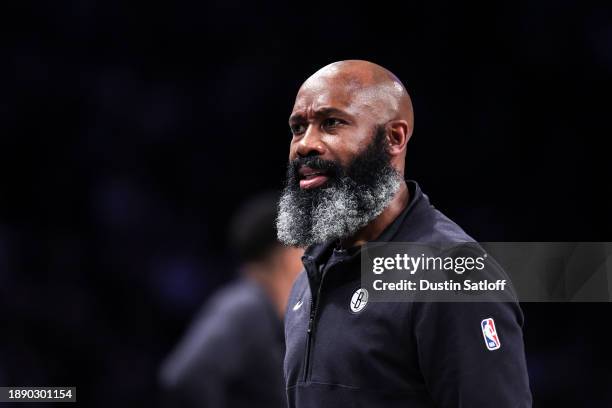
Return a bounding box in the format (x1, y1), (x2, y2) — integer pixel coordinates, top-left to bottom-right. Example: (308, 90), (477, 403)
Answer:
(322, 118), (343, 129)
(291, 124), (306, 135)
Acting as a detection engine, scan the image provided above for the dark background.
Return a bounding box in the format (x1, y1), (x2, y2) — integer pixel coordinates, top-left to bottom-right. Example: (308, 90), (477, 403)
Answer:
(1, 0), (611, 406)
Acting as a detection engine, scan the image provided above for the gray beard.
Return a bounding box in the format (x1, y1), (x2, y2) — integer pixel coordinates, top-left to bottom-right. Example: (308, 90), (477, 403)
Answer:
(276, 170), (401, 248)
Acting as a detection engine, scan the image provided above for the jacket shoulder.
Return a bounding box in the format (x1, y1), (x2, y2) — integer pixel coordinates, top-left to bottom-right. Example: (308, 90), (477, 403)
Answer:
(429, 207), (476, 242)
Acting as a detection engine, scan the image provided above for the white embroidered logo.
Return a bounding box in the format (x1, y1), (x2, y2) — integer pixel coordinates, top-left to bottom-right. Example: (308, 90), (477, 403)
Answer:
(350, 288), (369, 313)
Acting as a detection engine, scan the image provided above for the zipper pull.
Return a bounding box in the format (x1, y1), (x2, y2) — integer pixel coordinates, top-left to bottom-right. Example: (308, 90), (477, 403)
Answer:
(307, 314), (314, 333)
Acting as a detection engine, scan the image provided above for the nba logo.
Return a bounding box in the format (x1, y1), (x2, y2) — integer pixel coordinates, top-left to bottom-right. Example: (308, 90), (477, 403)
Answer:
(481, 318), (501, 351)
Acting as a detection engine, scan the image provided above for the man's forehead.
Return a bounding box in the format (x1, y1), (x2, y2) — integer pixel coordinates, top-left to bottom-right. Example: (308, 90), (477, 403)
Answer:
(291, 77), (366, 116)
(291, 83), (400, 125)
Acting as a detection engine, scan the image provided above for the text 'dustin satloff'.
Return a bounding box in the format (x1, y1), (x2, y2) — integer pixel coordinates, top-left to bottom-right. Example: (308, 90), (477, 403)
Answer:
(373, 279), (507, 291)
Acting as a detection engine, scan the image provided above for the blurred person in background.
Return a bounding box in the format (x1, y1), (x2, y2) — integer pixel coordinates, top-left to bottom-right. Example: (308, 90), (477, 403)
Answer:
(159, 192), (303, 408)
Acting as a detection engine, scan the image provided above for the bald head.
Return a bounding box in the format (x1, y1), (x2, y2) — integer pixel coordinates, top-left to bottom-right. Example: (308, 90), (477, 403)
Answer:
(280, 61), (413, 247)
(289, 60), (413, 175)
(299, 60), (413, 129)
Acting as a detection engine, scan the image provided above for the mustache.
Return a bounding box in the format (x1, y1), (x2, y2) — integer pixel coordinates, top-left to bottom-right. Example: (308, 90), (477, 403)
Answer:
(289, 156), (341, 178)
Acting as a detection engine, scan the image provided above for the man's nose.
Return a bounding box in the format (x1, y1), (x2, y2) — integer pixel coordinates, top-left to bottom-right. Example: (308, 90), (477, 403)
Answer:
(296, 125), (326, 158)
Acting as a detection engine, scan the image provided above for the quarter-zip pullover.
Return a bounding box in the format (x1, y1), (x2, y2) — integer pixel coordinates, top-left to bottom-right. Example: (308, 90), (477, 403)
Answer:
(284, 180), (532, 407)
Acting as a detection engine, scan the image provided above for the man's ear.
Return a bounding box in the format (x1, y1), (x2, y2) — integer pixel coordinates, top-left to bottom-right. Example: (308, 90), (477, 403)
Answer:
(386, 120), (411, 156)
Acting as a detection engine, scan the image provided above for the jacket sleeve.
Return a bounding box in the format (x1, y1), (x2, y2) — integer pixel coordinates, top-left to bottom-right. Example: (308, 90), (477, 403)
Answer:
(412, 300), (533, 407)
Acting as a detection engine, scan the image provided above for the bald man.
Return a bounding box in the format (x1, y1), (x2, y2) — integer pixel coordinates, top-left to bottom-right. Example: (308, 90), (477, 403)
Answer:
(278, 61), (532, 407)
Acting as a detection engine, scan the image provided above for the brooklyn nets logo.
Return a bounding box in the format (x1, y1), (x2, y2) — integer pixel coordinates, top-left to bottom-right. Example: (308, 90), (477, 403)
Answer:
(350, 288), (369, 313)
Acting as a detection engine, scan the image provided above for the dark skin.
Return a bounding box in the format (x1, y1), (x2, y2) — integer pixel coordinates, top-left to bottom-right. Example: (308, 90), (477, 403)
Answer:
(288, 60), (414, 248)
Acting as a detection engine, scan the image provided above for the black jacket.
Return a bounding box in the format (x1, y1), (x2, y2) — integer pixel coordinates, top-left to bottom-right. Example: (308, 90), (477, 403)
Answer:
(284, 181), (532, 407)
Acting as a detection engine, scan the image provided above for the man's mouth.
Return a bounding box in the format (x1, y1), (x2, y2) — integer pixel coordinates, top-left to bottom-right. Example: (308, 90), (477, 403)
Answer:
(298, 166), (330, 190)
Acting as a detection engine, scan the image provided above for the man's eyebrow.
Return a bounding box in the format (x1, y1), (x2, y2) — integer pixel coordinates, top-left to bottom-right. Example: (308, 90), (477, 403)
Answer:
(315, 107), (350, 118)
(289, 107), (351, 124)
(288, 113), (306, 124)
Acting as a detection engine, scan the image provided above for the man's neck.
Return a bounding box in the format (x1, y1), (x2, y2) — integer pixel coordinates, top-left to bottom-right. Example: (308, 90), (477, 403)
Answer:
(340, 180), (410, 249)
